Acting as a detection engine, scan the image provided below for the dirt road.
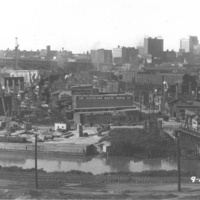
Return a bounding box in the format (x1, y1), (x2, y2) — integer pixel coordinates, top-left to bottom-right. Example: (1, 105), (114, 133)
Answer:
(0, 179), (200, 199)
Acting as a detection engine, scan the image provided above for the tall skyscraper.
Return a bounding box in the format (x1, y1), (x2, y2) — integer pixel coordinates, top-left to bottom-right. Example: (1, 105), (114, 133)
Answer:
(144, 37), (163, 58)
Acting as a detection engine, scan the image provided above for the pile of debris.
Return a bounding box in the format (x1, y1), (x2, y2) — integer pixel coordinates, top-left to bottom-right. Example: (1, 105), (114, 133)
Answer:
(6, 121), (23, 133)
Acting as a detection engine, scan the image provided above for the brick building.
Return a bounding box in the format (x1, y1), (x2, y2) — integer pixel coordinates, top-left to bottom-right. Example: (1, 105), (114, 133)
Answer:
(144, 37), (163, 58)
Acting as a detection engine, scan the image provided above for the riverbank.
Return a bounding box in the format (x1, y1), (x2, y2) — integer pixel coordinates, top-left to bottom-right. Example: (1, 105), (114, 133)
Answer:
(0, 165), (195, 178)
(0, 142), (99, 156)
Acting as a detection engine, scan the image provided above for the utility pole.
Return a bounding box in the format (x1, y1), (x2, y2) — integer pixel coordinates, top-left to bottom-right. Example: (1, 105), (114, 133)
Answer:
(152, 94), (155, 115)
(189, 82), (191, 96)
(196, 87), (198, 100)
(148, 103), (150, 120)
(175, 130), (181, 192)
(175, 83), (178, 98)
(35, 134), (38, 189)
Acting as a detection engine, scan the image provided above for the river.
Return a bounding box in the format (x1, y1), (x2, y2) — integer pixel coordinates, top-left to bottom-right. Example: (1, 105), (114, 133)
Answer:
(0, 152), (199, 175)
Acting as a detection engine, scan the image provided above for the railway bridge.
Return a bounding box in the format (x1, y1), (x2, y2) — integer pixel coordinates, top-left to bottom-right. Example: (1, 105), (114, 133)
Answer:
(163, 124), (200, 139)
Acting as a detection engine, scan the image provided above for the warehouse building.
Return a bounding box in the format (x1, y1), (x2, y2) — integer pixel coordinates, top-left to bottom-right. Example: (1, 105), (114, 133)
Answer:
(72, 94), (139, 125)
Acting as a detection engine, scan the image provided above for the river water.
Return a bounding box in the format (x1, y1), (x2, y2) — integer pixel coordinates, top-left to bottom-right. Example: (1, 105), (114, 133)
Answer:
(0, 152), (199, 175)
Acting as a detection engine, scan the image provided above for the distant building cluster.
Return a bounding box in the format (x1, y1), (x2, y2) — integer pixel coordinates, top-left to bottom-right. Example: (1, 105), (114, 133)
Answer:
(2, 35), (200, 126)
(1, 35), (200, 72)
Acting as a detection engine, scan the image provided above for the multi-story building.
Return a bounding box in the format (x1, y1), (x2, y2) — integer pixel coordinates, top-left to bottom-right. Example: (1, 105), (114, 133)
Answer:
(4, 46), (57, 61)
(0, 51), (5, 58)
(73, 94), (134, 109)
(73, 53), (91, 63)
(3, 69), (39, 84)
(189, 36), (199, 53)
(106, 81), (119, 93)
(180, 38), (190, 52)
(112, 47), (123, 65)
(0, 57), (58, 70)
(193, 45), (200, 55)
(162, 50), (177, 63)
(137, 46), (145, 56)
(40, 49), (47, 58)
(46, 45), (57, 60)
(63, 61), (93, 75)
(70, 85), (99, 95)
(136, 73), (163, 85)
(136, 73), (183, 86)
(163, 74), (183, 86)
(79, 109), (140, 125)
(180, 36), (199, 54)
(57, 50), (73, 68)
(144, 37), (163, 58)
(90, 49), (112, 70)
(143, 64), (189, 74)
(121, 70), (137, 83)
(112, 46), (138, 65)
(123, 47), (138, 64)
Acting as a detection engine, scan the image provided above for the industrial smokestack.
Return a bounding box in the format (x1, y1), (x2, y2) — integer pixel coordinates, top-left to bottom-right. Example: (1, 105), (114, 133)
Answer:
(15, 37), (19, 70)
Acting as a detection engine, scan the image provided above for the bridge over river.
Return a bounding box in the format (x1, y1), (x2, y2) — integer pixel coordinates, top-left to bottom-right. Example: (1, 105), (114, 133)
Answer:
(163, 122), (200, 139)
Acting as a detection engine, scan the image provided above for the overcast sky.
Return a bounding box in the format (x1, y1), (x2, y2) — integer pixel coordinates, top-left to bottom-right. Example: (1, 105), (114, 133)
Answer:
(1, 0), (200, 53)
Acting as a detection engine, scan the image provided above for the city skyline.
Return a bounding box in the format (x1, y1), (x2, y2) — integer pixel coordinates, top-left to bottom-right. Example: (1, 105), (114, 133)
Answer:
(1, 0), (200, 53)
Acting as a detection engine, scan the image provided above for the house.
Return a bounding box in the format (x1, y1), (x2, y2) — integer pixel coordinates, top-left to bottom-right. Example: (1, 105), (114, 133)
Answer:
(168, 98), (200, 120)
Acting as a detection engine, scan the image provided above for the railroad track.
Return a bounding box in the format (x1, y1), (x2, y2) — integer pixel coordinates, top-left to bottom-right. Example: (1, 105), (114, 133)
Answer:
(0, 171), (191, 184)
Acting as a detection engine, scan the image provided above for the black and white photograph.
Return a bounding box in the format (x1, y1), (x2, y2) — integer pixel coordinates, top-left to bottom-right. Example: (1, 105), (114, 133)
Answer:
(0, 0), (199, 199)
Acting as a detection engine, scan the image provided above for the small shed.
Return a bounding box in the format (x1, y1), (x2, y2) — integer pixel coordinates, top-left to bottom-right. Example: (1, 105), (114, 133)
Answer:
(55, 123), (67, 131)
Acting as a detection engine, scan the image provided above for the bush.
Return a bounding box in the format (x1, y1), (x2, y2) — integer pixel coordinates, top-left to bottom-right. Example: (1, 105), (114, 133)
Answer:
(106, 129), (176, 158)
